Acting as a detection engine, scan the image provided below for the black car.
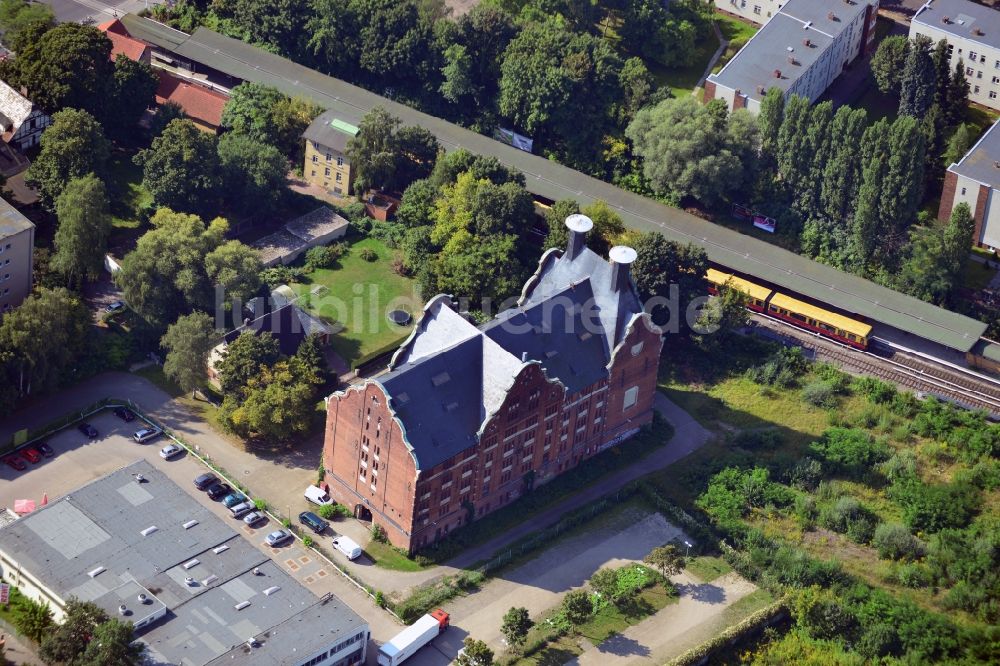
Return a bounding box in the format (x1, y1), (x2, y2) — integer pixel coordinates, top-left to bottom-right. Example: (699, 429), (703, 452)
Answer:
(114, 407), (135, 422)
(298, 511), (328, 534)
(206, 482), (232, 500)
(36, 442), (55, 458)
(193, 472), (219, 490)
(77, 422), (98, 438)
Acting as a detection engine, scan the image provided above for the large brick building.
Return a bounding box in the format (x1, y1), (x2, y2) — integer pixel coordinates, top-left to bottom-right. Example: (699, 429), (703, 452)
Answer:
(322, 216), (663, 552)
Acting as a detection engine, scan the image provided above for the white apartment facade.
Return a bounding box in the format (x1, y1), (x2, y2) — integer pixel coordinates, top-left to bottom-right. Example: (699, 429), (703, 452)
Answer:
(940, 118), (1000, 251)
(910, 0), (1000, 112)
(715, 0), (785, 26)
(706, 0), (879, 114)
(0, 196), (34, 313)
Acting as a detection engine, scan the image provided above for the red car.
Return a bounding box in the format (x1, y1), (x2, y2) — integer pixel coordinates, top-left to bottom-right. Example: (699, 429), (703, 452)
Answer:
(20, 447), (41, 464)
(4, 455), (26, 471)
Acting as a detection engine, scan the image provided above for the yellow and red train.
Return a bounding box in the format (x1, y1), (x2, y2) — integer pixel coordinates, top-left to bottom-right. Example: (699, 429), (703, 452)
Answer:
(707, 268), (872, 350)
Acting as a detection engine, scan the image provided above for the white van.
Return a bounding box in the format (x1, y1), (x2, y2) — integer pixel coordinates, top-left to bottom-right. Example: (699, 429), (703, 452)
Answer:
(304, 485), (333, 506)
(333, 536), (362, 560)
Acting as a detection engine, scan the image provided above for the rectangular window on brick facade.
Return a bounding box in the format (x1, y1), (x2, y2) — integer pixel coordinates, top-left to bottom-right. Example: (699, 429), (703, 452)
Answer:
(545, 404), (557, 417)
(504, 425), (516, 439)
(623, 386), (639, 410)
(501, 470), (511, 483)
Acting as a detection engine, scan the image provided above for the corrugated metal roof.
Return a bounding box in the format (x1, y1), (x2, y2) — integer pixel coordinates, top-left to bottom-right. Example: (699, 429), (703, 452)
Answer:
(119, 14), (990, 353)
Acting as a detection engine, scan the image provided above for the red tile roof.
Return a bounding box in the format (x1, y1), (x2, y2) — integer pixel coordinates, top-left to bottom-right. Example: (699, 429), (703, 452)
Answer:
(98, 18), (149, 62)
(155, 71), (228, 131)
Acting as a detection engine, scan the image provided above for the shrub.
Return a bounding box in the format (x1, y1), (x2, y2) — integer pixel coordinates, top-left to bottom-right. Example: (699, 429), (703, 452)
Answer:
(260, 265), (307, 287)
(562, 590), (593, 625)
(303, 535), (314, 548)
(893, 562), (933, 588)
(253, 498), (267, 511)
(889, 479), (981, 533)
(873, 523), (925, 561)
(375, 590), (386, 608)
(281, 518), (291, 528)
(809, 427), (892, 479)
(317, 503), (336, 519)
(787, 457), (823, 491)
(794, 495), (818, 528)
(733, 429), (782, 451)
(371, 523), (388, 543)
(745, 347), (808, 388)
(304, 244), (346, 270)
(854, 376), (897, 404)
(359, 247), (378, 262)
(819, 496), (877, 544)
(879, 450), (917, 484)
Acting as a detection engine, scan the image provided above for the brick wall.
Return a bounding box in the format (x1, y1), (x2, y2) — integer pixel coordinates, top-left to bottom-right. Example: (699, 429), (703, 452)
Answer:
(703, 80), (717, 104)
(938, 170), (958, 223)
(975, 184), (990, 248)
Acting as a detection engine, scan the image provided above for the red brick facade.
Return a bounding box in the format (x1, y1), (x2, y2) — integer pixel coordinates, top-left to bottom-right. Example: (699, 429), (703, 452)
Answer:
(974, 184), (990, 249)
(703, 80), (717, 103)
(938, 170), (958, 223)
(322, 307), (662, 553)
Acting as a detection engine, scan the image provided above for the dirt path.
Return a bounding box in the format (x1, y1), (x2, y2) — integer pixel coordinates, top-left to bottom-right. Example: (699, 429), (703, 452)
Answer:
(569, 571), (758, 666)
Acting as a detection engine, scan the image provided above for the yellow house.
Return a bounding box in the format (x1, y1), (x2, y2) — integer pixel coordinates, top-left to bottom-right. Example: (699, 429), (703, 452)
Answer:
(303, 112), (358, 196)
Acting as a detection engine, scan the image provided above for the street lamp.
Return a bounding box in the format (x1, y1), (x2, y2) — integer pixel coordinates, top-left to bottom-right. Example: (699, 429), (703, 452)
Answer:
(683, 540), (692, 558)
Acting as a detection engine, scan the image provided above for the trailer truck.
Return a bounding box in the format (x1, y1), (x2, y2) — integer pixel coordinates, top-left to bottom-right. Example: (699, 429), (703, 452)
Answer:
(377, 609), (449, 666)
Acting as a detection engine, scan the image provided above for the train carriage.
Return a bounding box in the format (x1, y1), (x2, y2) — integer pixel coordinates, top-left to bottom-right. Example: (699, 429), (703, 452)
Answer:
(706, 268), (770, 312)
(767, 292), (872, 350)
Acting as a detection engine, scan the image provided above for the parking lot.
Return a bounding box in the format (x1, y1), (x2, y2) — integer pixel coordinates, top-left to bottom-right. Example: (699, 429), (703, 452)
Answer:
(0, 407), (404, 663)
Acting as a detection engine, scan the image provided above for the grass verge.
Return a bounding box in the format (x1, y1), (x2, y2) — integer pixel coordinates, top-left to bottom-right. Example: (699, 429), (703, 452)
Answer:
(366, 539), (429, 572)
(686, 555), (733, 583)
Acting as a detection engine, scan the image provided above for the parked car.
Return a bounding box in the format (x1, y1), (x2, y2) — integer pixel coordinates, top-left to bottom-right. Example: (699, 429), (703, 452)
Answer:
(114, 407), (135, 422)
(194, 472), (219, 490)
(36, 442), (54, 458)
(222, 492), (247, 508)
(333, 536), (362, 560)
(4, 455), (25, 471)
(243, 511), (267, 528)
(265, 529), (293, 547)
(20, 447), (41, 464)
(206, 482), (232, 500)
(229, 501), (255, 519)
(104, 300), (126, 313)
(304, 485), (334, 506)
(132, 427), (162, 444)
(298, 511), (328, 534)
(77, 422), (98, 438)
(159, 443), (183, 460)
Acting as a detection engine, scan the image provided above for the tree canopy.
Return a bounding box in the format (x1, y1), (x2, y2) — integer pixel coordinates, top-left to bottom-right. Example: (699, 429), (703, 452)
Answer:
(161, 311), (217, 395)
(134, 119), (221, 214)
(52, 174), (111, 288)
(25, 108), (110, 207)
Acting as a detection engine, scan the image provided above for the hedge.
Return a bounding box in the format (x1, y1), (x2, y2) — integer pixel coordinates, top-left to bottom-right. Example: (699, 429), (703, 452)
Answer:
(667, 599), (788, 666)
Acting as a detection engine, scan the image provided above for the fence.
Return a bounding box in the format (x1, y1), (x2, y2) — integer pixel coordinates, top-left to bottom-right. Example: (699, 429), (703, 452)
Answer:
(1, 398), (121, 455)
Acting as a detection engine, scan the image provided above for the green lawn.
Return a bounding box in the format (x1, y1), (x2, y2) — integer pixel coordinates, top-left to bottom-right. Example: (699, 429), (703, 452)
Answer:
(650, 13), (757, 98)
(106, 150), (153, 255)
(686, 555), (733, 583)
(577, 585), (678, 645)
(365, 539), (428, 572)
(289, 236), (417, 366)
(961, 257), (997, 291)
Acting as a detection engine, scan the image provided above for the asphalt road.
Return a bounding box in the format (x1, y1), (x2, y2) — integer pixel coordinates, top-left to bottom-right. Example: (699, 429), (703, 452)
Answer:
(33, 0), (155, 27)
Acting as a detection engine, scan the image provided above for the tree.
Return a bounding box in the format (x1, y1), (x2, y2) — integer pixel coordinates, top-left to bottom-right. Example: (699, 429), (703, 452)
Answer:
(214, 0), (311, 57)
(11, 596), (52, 643)
(107, 54), (158, 140)
(899, 36), (936, 118)
(455, 637), (494, 666)
(946, 59), (970, 126)
(819, 106), (868, 223)
(39, 600), (109, 665)
(347, 106), (400, 193)
(588, 567), (620, 604)
(205, 240), (264, 306)
(219, 82), (286, 144)
(626, 97), (757, 203)
(644, 545), (686, 578)
(8, 23), (112, 114)
(272, 95), (322, 163)
(931, 39), (952, 110)
(134, 118), (220, 214)
(24, 108), (110, 206)
(51, 174), (111, 288)
(219, 359), (318, 441)
(500, 607), (532, 652)
(429, 232), (525, 304)
(394, 124), (440, 187)
(0, 0), (54, 52)
(562, 589), (593, 625)
(148, 100), (186, 138)
(216, 331), (280, 397)
(0, 287), (89, 399)
(619, 0), (702, 68)
(542, 198), (581, 250)
(76, 619), (144, 666)
(440, 43), (474, 105)
(619, 57), (654, 119)
(397, 178), (439, 228)
(775, 95), (813, 198)
(871, 36), (910, 95)
(579, 200), (625, 256)
(943, 123), (974, 166)
(448, 3), (517, 116)
(694, 284), (747, 350)
(217, 133), (288, 215)
(631, 231), (708, 331)
(116, 209), (228, 326)
(161, 312), (217, 396)
(757, 86), (785, 180)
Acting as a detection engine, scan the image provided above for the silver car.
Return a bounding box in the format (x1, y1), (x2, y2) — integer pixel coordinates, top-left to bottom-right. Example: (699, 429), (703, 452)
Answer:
(243, 511), (267, 528)
(159, 443), (183, 460)
(265, 529), (292, 547)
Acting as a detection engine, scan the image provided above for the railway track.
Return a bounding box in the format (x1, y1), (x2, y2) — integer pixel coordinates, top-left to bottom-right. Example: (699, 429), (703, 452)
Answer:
(750, 315), (1000, 418)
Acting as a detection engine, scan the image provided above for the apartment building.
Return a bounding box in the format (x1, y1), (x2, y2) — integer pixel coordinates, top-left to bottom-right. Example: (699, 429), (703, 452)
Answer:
(321, 216), (663, 553)
(303, 111), (357, 196)
(715, 0), (785, 26)
(706, 0), (878, 113)
(911, 0), (1000, 112)
(0, 196), (34, 313)
(940, 117), (1000, 250)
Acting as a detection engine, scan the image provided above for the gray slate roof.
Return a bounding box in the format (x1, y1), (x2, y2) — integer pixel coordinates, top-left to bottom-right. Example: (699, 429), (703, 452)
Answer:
(119, 14), (990, 353)
(948, 117), (1000, 186)
(0, 194), (33, 238)
(0, 461), (365, 666)
(0, 79), (34, 134)
(374, 242), (646, 470)
(913, 0), (1000, 48)
(302, 110), (359, 152)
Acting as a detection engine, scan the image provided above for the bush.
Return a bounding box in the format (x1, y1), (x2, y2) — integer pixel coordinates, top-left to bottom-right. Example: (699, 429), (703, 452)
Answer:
(879, 450), (917, 484)
(733, 429), (782, 451)
(787, 457), (823, 491)
(304, 243), (347, 270)
(889, 480), (980, 533)
(303, 535), (314, 548)
(260, 265), (307, 287)
(371, 523), (388, 543)
(359, 247), (378, 262)
(873, 523), (925, 561)
(819, 496), (877, 544)
(253, 498), (267, 510)
(375, 590), (386, 608)
(892, 562), (933, 588)
(809, 427), (892, 479)
(745, 347), (808, 388)
(854, 376), (898, 404)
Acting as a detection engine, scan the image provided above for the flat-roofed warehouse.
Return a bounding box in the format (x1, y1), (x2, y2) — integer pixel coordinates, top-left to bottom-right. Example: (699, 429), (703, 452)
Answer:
(120, 14), (989, 355)
(0, 460), (369, 666)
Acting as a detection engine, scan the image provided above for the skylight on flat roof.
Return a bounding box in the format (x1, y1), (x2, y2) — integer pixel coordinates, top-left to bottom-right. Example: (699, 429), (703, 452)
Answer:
(431, 372), (451, 387)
